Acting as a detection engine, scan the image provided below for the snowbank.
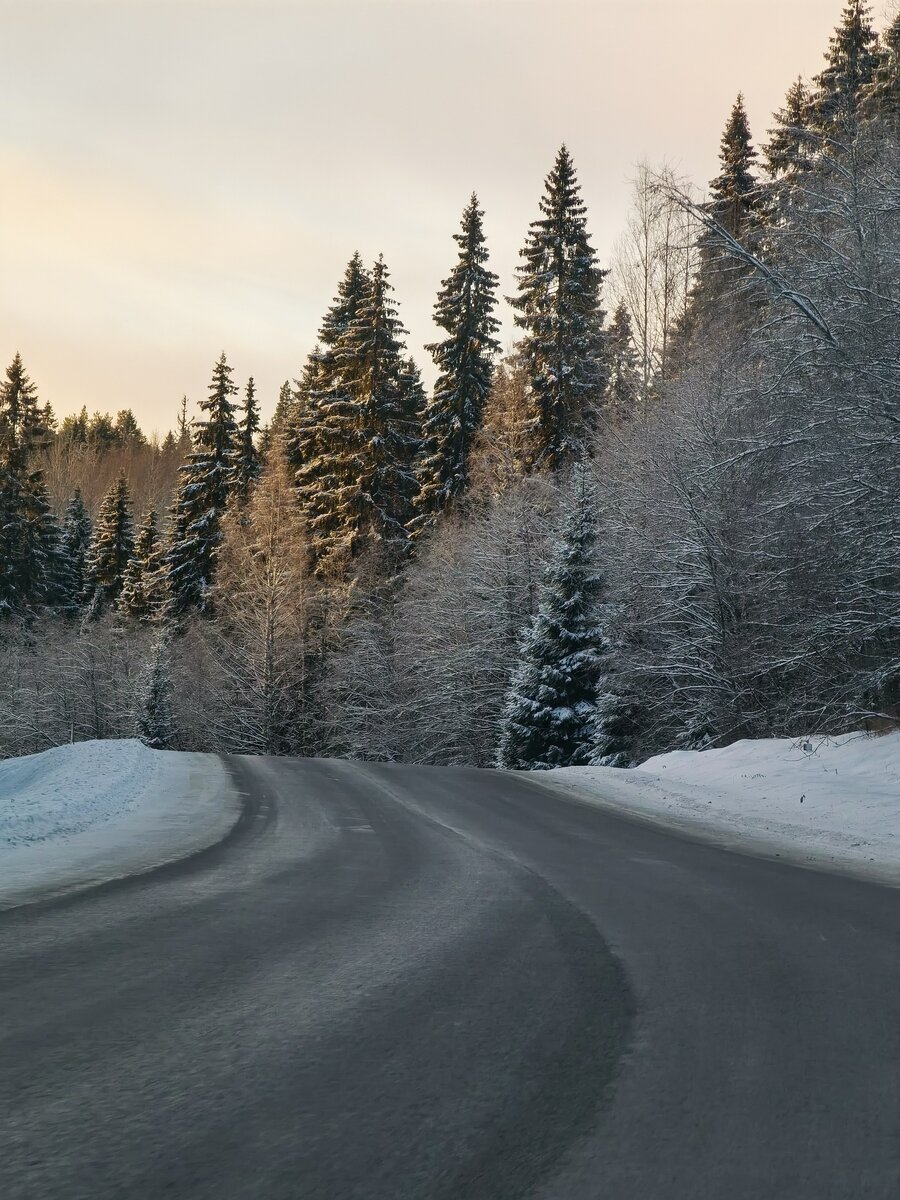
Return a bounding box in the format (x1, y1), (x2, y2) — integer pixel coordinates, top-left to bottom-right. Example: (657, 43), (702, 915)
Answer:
(547, 732), (900, 885)
(0, 739), (239, 909)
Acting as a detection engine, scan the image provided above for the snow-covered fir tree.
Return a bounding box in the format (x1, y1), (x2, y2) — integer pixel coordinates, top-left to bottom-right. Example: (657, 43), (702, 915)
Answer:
(114, 408), (145, 446)
(55, 489), (93, 611)
(164, 352), (240, 612)
(85, 472), (135, 614)
(262, 378), (300, 462)
(592, 676), (641, 768)
(0, 354), (56, 614)
(135, 633), (176, 750)
(175, 395), (193, 455)
(603, 302), (641, 424)
(397, 355), (427, 493)
(296, 255), (421, 574)
(808, 1), (880, 138)
(764, 78), (814, 178)
(234, 376), (261, 504)
(699, 95), (761, 266)
(666, 96), (763, 367)
(24, 479), (61, 610)
(864, 11), (900, 120)
(496, 465), (604, 770)
(274, 377), (296, 430)
(274, 359), (317, 470)
(119, 509), (168, 622)
(335, 256), (421, 566)
(509, 146), (608, 472)
(294, 255), (371, 571)
(415, 194), (500, 526)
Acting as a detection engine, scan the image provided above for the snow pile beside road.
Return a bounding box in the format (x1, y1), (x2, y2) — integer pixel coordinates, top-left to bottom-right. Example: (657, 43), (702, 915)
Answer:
(547, 732), (900, 883)
(0, 739), (239, 908)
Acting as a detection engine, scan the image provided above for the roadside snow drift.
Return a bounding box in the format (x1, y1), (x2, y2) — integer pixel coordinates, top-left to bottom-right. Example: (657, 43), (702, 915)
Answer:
(547, 732), (900, 885)
(0, 739), (239, 909)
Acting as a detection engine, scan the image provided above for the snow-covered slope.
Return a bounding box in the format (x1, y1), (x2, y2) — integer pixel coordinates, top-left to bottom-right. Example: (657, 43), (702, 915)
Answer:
(547, 732), (900, 884)
(0, 739), (239, 909)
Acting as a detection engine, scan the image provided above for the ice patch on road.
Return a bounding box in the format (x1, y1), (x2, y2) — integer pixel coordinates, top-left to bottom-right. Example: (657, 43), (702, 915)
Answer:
(546, 732), (900, 884)
(0, 739), (239, 908)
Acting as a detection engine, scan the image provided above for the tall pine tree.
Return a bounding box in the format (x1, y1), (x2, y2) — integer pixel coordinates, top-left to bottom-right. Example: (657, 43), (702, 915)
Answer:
(120, 509), (168, 621)
(496, 465), (604, 769)
(700, 95), (761, 266)
(164, 353), (240, 612)
(294, 255), (372, 571)
(509, 146), (608, 472)
(296, 256), (421, 574)
(234, 376), (261, 504)
(0, 354), (55, 613)
(85, 472), (135, 614)
(263, 377), (300, 462)
(333, 256), (421, 567)
(603, 302), (641, 424)
(176, 395), (193, 454)
(667, 96), (763, 367)
(56, 488), (93, 611)
(415, 194), (500, 525)
(864, 12), (900, 121)
(765, 78), (814, 178)
(809, 1), (880, 140)
(135, 633), (176, 750)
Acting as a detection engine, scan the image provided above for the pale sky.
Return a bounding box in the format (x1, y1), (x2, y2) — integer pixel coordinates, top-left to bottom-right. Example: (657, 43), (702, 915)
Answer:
(0, 0), (882, 434)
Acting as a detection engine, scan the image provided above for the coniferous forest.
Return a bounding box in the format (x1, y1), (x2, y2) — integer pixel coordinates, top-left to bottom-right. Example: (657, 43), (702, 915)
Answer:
(2, 1), (898, 767)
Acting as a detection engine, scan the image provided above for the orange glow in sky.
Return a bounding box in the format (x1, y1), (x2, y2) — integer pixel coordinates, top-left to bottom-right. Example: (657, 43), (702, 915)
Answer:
(0, 0), (873, 432)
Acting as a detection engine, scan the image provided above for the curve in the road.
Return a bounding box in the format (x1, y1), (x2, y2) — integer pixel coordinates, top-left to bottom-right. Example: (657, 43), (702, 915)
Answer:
(3, 755), (900, 1199)
(0, 755), (634, 1200)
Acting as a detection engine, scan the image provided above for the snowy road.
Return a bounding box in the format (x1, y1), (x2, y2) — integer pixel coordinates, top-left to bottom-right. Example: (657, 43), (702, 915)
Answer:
(2, 756), (900, 1199)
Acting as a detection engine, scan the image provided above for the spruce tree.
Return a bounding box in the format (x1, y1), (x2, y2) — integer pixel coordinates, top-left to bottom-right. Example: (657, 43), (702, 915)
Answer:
(274, 378), (295, 429)
(234, 376), (261, 503)
(119, 509), (168, 621)
(496, 465), (604, 770)
(509, 146), (608, 472)
(60, 406), (88, 445)
(415, 194), (500, 525)
(87, 412), (118, 451)
(0, 354), (54, 613)
(296, 255), (421, 574)
(764, 78), (814, 178)
(56, 489), (93, 611)
(666, 95), (765, 360)
(176, 395), (192, 454)
(864, 13), (900, 120)
(603, 302), (641, 424)
(264, 378), (299, 461)
(114, 409), (145, 446)
(335, 256), (421, 565)
(398, 355), (427, 487)
(135, 634), (176, 750)
(700, 96), (761, 264)
(85, 472), (135, 613)
(592, 686), (640, 768)
(809, 1), (880, 139)
(164, 353), (240, 612)
(294, 255), (371, 570)
(22, 475), (61, 608)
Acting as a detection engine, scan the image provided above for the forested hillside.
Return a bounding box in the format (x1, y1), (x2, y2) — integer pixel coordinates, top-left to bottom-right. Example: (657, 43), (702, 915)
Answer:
(1, 1), (897, 767)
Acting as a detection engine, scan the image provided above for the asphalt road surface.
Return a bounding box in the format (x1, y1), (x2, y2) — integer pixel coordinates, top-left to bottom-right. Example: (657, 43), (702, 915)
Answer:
(2, 756), (899, 1199)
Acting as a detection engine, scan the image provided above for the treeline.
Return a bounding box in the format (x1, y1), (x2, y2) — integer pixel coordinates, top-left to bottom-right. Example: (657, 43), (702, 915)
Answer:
(1, 0), (898, 766)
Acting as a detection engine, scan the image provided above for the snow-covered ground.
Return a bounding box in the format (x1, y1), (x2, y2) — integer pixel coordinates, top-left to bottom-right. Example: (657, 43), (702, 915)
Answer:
(548, 732), (900, 885)
(0, 739), (239, 909)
